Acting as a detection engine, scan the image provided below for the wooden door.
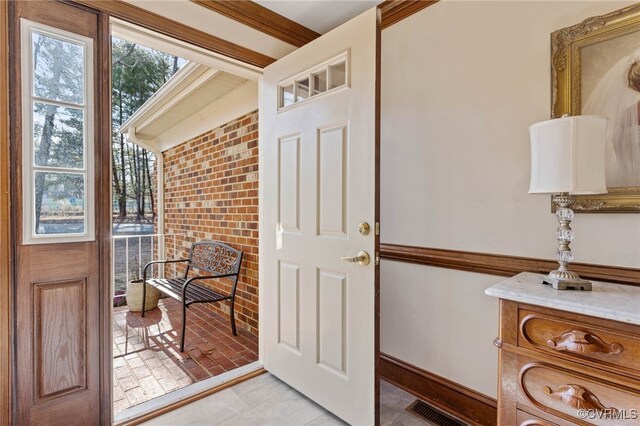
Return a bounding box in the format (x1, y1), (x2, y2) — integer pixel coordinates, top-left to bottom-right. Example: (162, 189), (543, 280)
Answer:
(260, 8), (380, 425)
(10, 1), (105, 424)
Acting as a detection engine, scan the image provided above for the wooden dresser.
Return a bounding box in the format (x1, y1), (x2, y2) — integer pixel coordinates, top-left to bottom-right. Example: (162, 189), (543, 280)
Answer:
(486, 272), (640, 426)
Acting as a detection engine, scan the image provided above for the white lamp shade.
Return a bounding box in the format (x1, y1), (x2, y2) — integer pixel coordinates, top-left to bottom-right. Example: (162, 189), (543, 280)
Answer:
(529, 115), (608, 195)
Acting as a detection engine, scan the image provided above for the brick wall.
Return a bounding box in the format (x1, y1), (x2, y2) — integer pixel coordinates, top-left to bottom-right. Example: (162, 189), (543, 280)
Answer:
(158, 110), (259, 335)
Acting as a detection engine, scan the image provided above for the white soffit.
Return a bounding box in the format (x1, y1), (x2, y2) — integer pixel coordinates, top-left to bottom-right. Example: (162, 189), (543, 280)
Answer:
(120, 62), (248, 142)
(123, 0), (297, 60)
(111, 19), (262, 80)
(255, 0), (383, 34)
(154, 80), (258, 152)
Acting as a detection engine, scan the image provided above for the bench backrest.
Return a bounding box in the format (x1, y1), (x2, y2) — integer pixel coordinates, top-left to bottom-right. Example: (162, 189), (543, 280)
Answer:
(187, 241), (243, 278)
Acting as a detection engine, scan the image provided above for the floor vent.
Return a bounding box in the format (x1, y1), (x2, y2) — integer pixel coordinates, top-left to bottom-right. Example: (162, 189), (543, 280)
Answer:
(406, 400), (464, 426)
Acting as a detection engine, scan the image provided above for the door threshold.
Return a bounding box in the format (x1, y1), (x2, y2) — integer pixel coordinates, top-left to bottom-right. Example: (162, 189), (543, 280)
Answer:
(114, 361), (265, 425)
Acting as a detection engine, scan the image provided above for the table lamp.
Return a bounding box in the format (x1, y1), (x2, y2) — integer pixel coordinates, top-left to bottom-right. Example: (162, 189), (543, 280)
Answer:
(528, 115), (607, 291)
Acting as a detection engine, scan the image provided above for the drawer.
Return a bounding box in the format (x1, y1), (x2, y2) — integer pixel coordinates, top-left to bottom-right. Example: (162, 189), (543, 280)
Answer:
(517, 356), (640, 425)
(517, 409), (558, 426)
(519, 309), (640, 377)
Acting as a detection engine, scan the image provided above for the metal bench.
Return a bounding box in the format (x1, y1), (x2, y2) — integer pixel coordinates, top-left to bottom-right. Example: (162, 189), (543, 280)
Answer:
(142, 240), (244, 352)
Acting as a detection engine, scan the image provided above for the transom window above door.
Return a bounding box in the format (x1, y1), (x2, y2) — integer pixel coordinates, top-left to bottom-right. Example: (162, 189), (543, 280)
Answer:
(278, 51), (349, 111)
(20, 19), (95, 244)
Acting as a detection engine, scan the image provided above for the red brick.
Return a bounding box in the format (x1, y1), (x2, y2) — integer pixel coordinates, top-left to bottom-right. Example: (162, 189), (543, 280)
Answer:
(158, 111), (259, 335)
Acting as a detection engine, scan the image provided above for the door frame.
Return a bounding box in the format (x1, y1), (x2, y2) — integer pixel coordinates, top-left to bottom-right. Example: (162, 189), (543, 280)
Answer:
(0, 2), (269, 424)
(0, 1), (12, 424)
(0, 1), (275, 424)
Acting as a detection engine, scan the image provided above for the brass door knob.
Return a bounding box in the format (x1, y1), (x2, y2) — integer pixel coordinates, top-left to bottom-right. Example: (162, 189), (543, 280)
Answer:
(341, 251), (370, 266)
(358, 222), (370, 236)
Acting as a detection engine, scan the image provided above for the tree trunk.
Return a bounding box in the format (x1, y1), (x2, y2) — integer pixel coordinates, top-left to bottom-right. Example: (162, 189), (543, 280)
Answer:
(34, 105), (57, 232)
(117, 91), (127, 219)
(134, 145), (142, 220)
(32, 36), (60, 232)
(140, 149), (146, 218)
(145, 151), (155, 218)
(111, 148), (122, 215)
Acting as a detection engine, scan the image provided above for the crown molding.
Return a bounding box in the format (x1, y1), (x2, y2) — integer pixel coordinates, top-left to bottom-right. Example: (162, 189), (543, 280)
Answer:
(379, 0), (439, 29)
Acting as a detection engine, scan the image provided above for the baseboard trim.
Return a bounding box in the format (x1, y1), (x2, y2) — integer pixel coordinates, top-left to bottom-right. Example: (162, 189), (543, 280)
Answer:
(380, 353), (497, 426)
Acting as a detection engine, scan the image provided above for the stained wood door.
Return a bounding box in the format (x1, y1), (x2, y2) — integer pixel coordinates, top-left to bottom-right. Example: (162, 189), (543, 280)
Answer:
(10, 1), (104, 424)
(260, 8), (380, 425)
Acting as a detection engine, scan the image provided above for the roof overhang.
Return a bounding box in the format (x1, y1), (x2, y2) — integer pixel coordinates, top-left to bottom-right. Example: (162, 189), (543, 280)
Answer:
(118, 59), (256, 153)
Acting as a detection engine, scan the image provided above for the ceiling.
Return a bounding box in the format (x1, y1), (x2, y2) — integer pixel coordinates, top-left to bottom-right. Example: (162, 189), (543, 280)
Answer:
(125, 0), (297, 60)
(124, 0), (384, 61)
(254, 1), (384, 34)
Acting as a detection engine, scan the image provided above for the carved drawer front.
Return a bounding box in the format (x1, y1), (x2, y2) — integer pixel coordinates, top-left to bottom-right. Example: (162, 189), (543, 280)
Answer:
(519, 310), (640, 376)
(518, 359), (640, 425)
(517, 410), (559, 426)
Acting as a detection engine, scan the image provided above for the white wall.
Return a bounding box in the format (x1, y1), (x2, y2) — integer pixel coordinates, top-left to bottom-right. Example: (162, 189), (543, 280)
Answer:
(380, 0), (640, 399)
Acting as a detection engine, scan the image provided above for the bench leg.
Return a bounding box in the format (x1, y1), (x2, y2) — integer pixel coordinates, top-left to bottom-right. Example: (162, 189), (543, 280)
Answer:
(230, 299), (237, 336)
(180, 302), (187, 352)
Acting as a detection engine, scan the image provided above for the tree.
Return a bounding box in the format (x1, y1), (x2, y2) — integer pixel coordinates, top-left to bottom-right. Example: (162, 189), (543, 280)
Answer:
(111, 38), (182, 222)
(32, 33), (85, 231)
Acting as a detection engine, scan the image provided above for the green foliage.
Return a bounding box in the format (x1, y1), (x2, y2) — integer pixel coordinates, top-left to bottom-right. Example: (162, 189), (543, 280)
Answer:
(111, 38), (183, 220)
(112, 38), (179, 125)
(31, 33), (86, 229)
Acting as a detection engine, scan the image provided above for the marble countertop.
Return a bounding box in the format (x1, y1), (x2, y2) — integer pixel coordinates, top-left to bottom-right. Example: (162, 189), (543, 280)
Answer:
(485, 272), (640, 326)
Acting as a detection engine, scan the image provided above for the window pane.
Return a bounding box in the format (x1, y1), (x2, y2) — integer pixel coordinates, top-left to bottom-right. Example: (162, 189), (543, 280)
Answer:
(33, 102), (84, 169)
(33, 32), (84, 105)
(34, 172), (85, 235)
(329, 61), (346, 89)
(280, 84), (294, 108)
(296, 78), (310, 102)
(312, 70), (327, 96)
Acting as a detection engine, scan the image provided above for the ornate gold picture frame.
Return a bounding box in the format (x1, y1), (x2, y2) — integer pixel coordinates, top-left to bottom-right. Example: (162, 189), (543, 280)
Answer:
(552, 3), (640, 213)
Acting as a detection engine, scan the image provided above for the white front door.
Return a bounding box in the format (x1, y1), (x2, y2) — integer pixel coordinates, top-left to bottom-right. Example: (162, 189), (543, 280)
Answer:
(260, 8), (379, 426)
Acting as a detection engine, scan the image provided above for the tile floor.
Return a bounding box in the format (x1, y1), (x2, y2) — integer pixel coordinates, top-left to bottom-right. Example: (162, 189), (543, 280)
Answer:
(113, 298), (259, 414)
(145, 374), (443, 426)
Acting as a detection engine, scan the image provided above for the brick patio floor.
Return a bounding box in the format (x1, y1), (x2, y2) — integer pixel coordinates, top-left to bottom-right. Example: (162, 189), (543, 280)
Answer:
(113, 298), (259, 414)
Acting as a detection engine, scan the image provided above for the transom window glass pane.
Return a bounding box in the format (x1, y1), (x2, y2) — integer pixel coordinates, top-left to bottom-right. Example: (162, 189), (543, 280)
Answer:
(33, 102), (84, 169)
(280, 84), (294, 108)
(34, 172), (85, 235)
(32, 32), (84, 105)
(329, 61), (346, 89)
(296, 78), (310, 102)
(312, 70), (327, 96)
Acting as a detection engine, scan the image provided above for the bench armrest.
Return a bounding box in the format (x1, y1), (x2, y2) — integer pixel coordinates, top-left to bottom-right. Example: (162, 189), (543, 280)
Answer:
(143, 259), (190, 281)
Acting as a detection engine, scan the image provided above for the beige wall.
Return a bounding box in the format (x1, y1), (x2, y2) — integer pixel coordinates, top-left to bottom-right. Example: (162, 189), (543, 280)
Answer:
(380, 0), (640, 399)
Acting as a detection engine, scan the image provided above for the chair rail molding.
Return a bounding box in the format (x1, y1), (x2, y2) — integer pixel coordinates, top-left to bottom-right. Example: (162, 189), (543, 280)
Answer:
(380, 243), (640, 286)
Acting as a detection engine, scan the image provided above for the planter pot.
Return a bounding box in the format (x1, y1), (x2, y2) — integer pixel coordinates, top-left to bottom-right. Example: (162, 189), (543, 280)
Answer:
(126, 279), (160, 312)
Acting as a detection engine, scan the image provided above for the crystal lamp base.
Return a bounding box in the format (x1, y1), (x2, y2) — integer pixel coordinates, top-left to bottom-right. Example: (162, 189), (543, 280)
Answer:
(543, 269), (592, 291)
(544, 194), (592, 291)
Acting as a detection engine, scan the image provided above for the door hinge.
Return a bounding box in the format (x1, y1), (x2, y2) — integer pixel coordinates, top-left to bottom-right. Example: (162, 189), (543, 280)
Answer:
(375, 222), (380, 236)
